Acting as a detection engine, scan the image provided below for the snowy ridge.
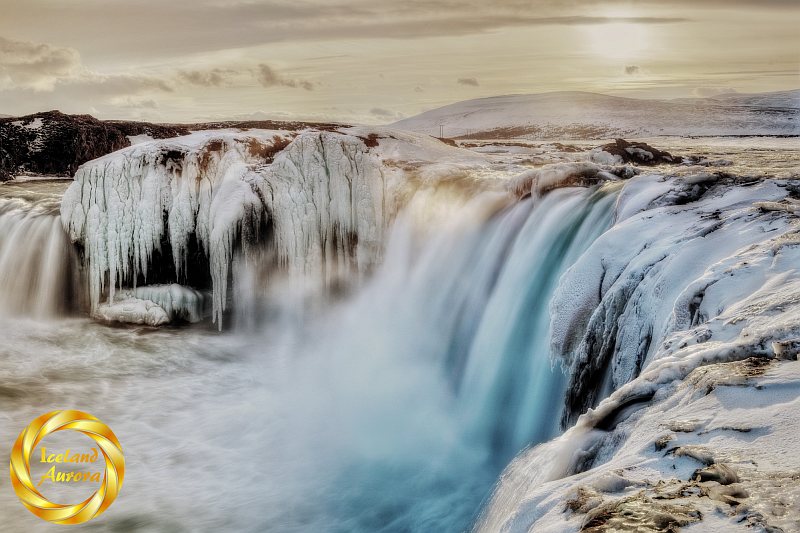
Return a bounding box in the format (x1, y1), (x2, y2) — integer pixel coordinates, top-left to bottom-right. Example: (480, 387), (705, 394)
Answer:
(392, 90), (800, 139)
(61, 127), (490, 325)
(478, 172), (800, 532)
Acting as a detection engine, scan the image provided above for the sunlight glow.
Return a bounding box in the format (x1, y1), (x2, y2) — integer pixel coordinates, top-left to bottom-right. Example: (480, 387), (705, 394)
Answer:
(584, 21), (650, 60)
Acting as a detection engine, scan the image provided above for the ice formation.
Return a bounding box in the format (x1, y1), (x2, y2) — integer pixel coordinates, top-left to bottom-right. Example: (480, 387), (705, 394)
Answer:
(60, 127), (486, 326)
(92, 284), (208, 326)
(93, 296), (170, 326)
(131, 284), (208, 323)
(478, 172), (800, 532)
(60, 130), (279, 323)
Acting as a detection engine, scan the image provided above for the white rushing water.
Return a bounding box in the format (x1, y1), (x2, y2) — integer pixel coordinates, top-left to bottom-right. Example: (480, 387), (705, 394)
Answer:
(0, 193), (81, 318)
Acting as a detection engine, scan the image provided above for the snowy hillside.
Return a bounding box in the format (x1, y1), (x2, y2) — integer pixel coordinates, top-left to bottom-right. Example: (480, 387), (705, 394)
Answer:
(392, 90), (800, 139)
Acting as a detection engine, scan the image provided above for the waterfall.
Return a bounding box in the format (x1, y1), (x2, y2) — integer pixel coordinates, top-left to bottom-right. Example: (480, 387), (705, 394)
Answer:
(0, 198), (81, 317)
(234, 184), (619, 532)
(457, 187), (617, 464)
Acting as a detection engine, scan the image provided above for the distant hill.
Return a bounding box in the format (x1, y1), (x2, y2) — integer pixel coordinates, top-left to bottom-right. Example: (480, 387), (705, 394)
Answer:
(0, 111), (343, 181)
(391, 90), (800, 139)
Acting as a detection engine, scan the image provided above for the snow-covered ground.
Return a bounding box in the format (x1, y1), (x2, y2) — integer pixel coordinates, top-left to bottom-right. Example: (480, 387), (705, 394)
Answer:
(392, 90), (800, 139)
(478, 164), (800, 532)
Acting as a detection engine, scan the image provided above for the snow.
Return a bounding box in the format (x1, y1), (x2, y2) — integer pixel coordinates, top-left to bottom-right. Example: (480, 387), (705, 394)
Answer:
(478, 171), (800, 532)
(589, 149), (623, 165)
(479, 359), (800, 533)
(127, 133), (154, 145)
(392, 90), (800, 139)
(509, 162), (621, 197)
(11, 118), (43, 130)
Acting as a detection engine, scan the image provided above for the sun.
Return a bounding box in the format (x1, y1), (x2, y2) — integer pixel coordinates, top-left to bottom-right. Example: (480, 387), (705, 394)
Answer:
(583, 20), (650, 61)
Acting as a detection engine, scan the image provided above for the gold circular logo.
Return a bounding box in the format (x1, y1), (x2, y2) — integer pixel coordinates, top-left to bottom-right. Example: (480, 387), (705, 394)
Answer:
(9, 410), (125, 524)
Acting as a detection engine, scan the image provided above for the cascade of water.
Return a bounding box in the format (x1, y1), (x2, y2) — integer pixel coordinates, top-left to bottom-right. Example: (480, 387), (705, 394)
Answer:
(457, 187), (618, 463)
(229, 185), (618, 531)
(0, 198), (81, 317)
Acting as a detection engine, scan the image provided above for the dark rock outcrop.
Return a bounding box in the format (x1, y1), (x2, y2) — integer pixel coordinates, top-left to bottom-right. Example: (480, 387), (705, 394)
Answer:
(597, 138), (678, 165)
(0, 111), (188, 181)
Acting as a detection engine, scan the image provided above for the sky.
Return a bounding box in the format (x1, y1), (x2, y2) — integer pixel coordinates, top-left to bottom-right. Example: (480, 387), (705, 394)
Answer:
(0, 0), (798, 124)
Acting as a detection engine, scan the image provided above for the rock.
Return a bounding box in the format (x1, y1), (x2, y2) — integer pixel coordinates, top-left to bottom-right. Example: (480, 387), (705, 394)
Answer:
(704, 483), (749, 506)
(655, 434), (675, 452)
(772, 339), (800, 360)
(591, 139), (678, 166)
(694, 464), (740, 485)
(668, 445), (715, 466)
(581, 494), (702, 532)
(667, 420), (700, 433)
(0, 111), (189, 180)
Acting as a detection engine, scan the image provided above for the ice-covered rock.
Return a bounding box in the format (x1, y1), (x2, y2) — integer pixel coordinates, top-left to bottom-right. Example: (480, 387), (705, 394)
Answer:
(61, 130), (286, 324)
(61, 127), (489, 326)
(551, 174), (800, 427)
(92, 284), (209, 326)
(93, 297), (170, 326)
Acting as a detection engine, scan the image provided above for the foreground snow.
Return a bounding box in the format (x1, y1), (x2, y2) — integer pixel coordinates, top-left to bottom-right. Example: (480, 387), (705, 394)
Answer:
(479, 172), (800, 532)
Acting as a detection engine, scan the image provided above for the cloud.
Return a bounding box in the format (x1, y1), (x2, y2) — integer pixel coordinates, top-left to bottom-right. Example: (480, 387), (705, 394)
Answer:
(178, 68), (231, 87)
(369, 107), (395, 118)
(457, 77), (480, 87)
(0, 36), (81, 90)
(0, 34), (175, 98)
(624, 65), (640, 75)
(0, 2), (695, 62)
(114, 97), (159, 110)
(694, 86), (739, 97)
(256, 64), (314, 91)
